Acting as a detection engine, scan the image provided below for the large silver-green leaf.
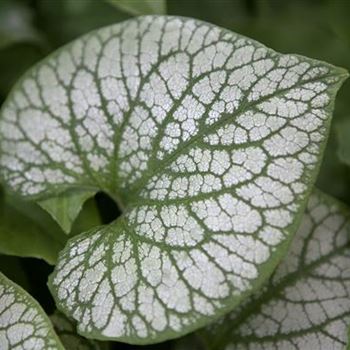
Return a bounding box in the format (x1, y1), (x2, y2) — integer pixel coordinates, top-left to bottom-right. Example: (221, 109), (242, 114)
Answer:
(0, 16), (347, 344)
(0, 0), (43, 49)
(0, 272), (64, 350)
(202, 191), (350, 350)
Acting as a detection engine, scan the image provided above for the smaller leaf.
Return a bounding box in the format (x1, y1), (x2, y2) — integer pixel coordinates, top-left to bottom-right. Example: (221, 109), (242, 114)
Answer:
(71, 196), (103, 237)
(0, 193), (101, 264)
(0, 196), (65, 264)
(39, 190), (96, 234)
(106, 0), (166, 15)
(0, 272), (64, 349)
(200, 190), (350, 350)
(51, 310), (109, 350)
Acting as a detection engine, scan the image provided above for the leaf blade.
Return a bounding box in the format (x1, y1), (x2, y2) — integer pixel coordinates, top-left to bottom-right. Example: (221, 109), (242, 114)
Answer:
(201, 190), (350, 350)
(38, 189), (96, 234)
(0, 272), (64, 350)
(51, 310), (109, 350)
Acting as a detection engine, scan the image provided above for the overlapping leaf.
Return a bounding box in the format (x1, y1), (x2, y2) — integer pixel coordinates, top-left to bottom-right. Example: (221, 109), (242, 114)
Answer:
(0, 16), (347, 344)
(105, 0), (166, 15)
(0, 195), (66, 264)
(38, 189), (96, 234)
(202, 191), (350, 350)
(51, 311), (108, 350)
(0, 272), (64, 350)
(0, 193), (101, 264)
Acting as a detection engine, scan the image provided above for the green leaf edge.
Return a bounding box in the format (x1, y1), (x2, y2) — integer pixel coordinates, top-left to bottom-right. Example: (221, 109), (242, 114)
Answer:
(0, 195), (66, 264)
(0, 271), (65, 350)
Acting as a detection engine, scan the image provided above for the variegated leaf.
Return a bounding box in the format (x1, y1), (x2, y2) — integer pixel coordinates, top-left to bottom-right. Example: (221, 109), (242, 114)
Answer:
(0, 16), (347, 344)
(51, 311), (108, 350)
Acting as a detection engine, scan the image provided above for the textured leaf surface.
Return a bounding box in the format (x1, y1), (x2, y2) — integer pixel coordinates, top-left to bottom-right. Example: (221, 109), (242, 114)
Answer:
(0, 272), (64, 350)
(202, 191), (350, 350)
(51, 311), (107, 350)
(39, 189), (96, 234)
(0, 16), (347, 344)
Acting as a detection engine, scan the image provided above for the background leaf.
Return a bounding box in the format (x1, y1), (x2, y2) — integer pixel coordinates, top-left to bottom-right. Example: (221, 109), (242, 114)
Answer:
(0, 0), (47, 101)
(336, 119), (350, 167)
(0, 0), (42, 49)
(0, 192), (101, 264)
(36, 0), (131, 47)
(0, 195), (65, 264)
(39, 189), (96, 234)
(105, 0), (166, 15)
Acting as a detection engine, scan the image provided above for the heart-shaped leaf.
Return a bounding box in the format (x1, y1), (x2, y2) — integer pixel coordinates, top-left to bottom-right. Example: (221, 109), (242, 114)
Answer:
(0, 16), (347, 344)
(0, 272), (64, 349)
(201, 190), (350, 350)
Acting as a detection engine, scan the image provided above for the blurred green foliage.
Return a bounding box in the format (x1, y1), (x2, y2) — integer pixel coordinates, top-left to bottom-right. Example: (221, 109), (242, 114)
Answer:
(0, 1), (349, 348)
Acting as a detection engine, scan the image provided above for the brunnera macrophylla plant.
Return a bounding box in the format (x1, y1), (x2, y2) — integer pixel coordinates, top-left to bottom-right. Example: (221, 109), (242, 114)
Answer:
(0, 15), (348, 347)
